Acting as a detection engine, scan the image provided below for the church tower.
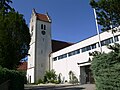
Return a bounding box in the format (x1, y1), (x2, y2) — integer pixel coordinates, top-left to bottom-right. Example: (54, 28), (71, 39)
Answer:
(27, 9), (52, 83)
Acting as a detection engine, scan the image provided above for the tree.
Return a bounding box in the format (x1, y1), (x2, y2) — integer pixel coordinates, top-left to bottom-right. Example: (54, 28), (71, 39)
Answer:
(90, 0), (120, 31)
(0, 1), (31, 69)
(0, 0), (13, 14)
(91, 44), (120, 90)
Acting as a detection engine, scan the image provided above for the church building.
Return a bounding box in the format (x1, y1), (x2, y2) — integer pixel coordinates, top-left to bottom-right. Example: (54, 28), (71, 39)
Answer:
(27, 9), (120, 84)
(27, 9), (72, 83)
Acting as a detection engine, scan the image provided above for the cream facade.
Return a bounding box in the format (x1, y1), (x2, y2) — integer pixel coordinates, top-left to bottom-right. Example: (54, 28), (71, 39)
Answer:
(27, 9), (52, 83)
(27, 9), (120, 84)
(52, 31), (120, 84)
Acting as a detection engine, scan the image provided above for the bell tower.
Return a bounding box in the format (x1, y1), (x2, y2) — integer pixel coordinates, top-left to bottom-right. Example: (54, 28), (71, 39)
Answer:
(27, 9), (52, 83)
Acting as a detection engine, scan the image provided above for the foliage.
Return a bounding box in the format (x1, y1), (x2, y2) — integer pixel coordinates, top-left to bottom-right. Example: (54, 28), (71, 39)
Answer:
(68, 70), (78, 84)
(0, 1), (31, 69)
(91, 44), (120, 90)
(90, 0), (120, 31)
(107, 43), (120, 53)
(0, 0), (13, 15)
(0, 66), (26, 90)
(44, 69), (57, 83)
(37, 70), (61, 84)
(58, 73), (62, 83)
(0, 11), (31, 69)
(37, 78), (44, 84)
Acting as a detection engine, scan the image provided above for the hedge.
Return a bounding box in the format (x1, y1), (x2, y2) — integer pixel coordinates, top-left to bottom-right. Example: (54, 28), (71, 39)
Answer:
(91, 51), (120, 90)
(0, 66), (26, 90)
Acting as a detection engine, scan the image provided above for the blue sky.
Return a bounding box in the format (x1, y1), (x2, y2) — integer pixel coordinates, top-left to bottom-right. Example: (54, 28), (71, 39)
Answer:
(11, 0), (99, 43)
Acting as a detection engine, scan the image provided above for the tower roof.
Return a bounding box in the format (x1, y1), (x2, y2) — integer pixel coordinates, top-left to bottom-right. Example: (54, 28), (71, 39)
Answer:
(36, 13), (50, 22)
(32, 9), (51, 23)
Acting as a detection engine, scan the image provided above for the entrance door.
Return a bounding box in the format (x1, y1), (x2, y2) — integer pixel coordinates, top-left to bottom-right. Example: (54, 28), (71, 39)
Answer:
(80, 65), (94, 84)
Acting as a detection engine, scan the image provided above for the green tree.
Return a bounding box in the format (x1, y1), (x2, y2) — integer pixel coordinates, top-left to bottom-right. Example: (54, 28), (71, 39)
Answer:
(0, 0), (13, 15)
(90, 0), (120, 31)
(91, 44), (120, 90)
(0, 2), (31, 69)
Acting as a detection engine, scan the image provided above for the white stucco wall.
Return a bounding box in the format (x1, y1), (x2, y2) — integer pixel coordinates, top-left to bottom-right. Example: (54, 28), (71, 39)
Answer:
(52, 31), (120, 82)
(27, 10), (37, 83)
(27, 11), (52, 82)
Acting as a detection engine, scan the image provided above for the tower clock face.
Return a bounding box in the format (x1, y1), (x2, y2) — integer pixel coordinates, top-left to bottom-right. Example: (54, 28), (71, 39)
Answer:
(41, 31), (46, 35)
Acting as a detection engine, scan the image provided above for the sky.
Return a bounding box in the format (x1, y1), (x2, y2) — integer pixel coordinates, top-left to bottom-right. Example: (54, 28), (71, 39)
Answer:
(11, 0), (99, 43)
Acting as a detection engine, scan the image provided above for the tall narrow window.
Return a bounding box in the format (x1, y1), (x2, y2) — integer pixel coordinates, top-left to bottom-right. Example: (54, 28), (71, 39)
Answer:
(41, 24), (43, 29)
(115, 36), (119, 42)
(44, 25), (46, 30)
(43, 38), (44, 42)
(31, 26), (33, 32)
(41, 50), (43, 54)
(91, 43), (96, 49)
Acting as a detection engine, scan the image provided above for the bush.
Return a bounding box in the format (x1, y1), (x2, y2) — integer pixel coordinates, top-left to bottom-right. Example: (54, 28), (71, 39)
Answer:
(44, 69), (57, 83)
(37, 78), (43, 84)
(68, 71), (78, 84)
(0, 66), (26, 90)
(91, 50), (120, 90)
(37, 69), (62, 84)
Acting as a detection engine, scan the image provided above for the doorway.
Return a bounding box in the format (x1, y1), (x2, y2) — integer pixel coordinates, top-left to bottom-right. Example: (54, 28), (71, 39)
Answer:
(80, 65), (94, 84)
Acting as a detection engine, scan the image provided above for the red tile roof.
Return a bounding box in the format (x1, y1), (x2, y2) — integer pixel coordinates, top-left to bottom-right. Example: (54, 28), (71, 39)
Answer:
(36, 13), (50, 22)
(17, 62), (27, 71)
(32, 9), (51, 23)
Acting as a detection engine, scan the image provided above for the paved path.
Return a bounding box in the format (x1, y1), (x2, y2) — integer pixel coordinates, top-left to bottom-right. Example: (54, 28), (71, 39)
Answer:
(80, 84), (95, 90)
(25, 84), (95, 90)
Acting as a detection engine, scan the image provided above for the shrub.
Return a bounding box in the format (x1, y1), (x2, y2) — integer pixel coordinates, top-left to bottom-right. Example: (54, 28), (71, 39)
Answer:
(44, 69), (57, 83)
(37, 78), (43, 84)
(0, 66), (25, 90)
(91, 47), (120, 90)
(37, 70), (61, 84)
(68, 71), (78, 84)
(58, 73), (61, 83)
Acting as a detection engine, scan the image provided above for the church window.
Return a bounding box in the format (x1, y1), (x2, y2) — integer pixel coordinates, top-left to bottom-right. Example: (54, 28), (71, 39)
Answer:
(31, 26), (33, 37)
(91, 43), (96, 49)
(53, 57), (57, 61)
(44, 25), (46, 30)
(58, 54), (67, 60)
(101, 37), (113, 46)
(41, 24), (43, 29)
(43, 38), (44, 42)
(115, 36), (119, 42)
(41, 50), (43, 54)
(31, 26), (33, 32)
(41, 31), (46, 35)
(41, 64), (43, 67)
(68, 49), (80, 57)
(81, 46), (91, 52)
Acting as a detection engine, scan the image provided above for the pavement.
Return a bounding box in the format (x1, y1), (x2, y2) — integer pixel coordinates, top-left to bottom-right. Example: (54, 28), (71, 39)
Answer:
(80, 84), (95, 90)
(25, 83), (95, 90)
